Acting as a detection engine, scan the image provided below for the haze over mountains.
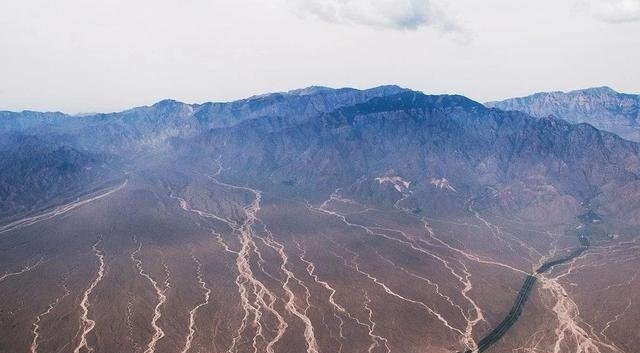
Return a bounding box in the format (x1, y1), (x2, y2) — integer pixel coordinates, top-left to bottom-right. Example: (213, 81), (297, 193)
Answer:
(1, 86), (639, 353)
(487, 87), (640, 142)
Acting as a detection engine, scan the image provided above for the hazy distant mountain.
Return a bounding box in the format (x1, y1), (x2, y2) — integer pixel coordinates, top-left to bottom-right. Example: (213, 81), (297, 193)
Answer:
(486, 87), (640, 141)
(1, 85), (408, 153)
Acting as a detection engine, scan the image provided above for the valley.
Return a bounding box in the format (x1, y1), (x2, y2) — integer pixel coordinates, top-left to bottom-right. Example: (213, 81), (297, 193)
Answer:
(1, 87), (639, 353)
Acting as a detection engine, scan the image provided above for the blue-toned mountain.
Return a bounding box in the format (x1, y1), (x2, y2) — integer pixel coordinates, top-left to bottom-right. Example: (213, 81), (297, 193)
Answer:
(487, 87), (640, 142)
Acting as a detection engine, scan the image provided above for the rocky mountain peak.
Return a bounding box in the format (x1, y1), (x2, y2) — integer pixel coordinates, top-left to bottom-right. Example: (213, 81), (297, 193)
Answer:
(487, 86), (640, 142)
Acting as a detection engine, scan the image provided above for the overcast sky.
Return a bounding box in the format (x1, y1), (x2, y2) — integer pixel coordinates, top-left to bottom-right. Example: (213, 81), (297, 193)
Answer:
(1, 0), (639, 113)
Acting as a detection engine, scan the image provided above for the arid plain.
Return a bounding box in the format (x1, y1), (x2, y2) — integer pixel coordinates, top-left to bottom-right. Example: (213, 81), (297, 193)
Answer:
(1, 164), (638, 353)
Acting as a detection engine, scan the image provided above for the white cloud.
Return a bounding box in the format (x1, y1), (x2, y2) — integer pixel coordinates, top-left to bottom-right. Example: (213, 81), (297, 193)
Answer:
(587, 0), (640, 23)
(1, 0), (639, 113)
(288, 0), (463, 32)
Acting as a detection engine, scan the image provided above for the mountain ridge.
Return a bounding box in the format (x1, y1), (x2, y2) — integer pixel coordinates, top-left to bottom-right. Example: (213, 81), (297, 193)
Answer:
(487, 86), (640, 141)
(194, 90), (640, 225)
(3, 86), (640, 226)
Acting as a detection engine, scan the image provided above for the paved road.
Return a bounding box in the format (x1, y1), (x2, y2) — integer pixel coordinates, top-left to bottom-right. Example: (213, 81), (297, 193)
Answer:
(460, 234), (590, 353)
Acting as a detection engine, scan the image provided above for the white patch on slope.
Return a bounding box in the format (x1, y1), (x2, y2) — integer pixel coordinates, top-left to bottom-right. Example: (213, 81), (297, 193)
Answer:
(375, 175), (411, 193)
(430, 177), (457, 192)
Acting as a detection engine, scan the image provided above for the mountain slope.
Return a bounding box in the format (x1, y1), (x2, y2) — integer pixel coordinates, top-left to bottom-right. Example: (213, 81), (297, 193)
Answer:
(0, 134), (112, 220)
(4, 87), (640, 225)
(486, 87), (640, 141)
(197, 91), (640, 225)
(0, 85), (408, 217)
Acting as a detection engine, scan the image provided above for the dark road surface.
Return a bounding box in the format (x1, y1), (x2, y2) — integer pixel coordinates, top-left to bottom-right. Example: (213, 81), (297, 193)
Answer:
(460, 234), (590, 353)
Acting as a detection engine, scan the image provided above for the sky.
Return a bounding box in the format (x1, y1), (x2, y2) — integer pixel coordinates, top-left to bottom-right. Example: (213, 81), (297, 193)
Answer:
(0, 0), (639, 113)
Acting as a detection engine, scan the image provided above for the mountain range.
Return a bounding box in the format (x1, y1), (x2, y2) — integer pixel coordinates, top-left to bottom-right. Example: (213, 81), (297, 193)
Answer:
(3, 85), (640, 226)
